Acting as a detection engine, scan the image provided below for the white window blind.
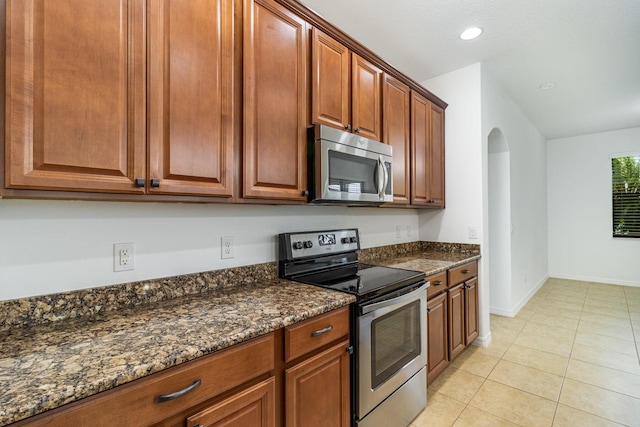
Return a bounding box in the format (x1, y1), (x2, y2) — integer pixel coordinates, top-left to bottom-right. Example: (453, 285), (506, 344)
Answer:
(612, 155), (640, 238)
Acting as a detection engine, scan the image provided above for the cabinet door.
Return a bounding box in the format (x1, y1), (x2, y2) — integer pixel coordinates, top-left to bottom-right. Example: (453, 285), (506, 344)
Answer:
(285, 340), (350, 427)
(311, 28), (350, 131)
(186, 378), (275, 427)
(243, 0), (308, 201)
(5, 0), (146, 193)
(383, 75), (411, 204)
(147, 0), (234, 197)
(351, 54), (382, 141)
(410, 91), (430, 206)
(426, 292), (448, 384)
(447, 283), (465, 360)
(428, 102), (445, 207)
(464, 277), (479, 345)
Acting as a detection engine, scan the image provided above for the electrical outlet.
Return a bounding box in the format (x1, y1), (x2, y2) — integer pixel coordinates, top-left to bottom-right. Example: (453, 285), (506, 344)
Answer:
(114, 243), (134, 272)
(221, 236), (234, 259)
(395, 225), (401, 239)
(468, 226), (479, 239)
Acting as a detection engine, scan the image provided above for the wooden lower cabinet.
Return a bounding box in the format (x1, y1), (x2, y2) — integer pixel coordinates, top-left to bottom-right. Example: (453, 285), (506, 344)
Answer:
(426, 261), (479, 383)
(426, 291), (448, 383)
(187, 377), (275, 427)
(464, 277), (479, 344)
(14, 307), (351, 427)
(285, 340), (351, 427)
(447, 283), (466, 360)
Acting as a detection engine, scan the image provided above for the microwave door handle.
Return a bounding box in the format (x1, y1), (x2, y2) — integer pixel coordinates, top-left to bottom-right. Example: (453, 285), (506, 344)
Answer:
(377, 156), (386, 200)
(382, 157), (389, 198)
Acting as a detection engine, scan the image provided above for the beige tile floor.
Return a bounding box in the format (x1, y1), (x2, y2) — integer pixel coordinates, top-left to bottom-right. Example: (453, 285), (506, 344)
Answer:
(411, 278), (640, 427)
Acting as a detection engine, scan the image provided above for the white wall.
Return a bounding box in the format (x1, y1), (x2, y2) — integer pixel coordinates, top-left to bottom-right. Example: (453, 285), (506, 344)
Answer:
(419, 63), (549, 334)
(482, 67), (549, 315)
(419, 64), (483, 244)
(0, 200), (420, 301)
(420, 64), (491, 344)
(547, 127), (640, 286)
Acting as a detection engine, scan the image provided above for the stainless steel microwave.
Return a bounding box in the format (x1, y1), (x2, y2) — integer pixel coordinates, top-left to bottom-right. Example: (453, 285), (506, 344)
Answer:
(307, 125), (393, 205)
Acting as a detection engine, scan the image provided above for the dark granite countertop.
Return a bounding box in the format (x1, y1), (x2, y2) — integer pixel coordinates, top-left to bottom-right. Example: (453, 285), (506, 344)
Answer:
(374, 250), (481, 276)
(0, 279), (355, 426)
(0, 242), (480, 426)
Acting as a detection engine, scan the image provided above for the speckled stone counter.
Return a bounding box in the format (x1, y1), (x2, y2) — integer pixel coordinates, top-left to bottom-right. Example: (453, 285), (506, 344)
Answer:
(359, 241), (481, 276)
(0, 241), (479, 426)
(0, 280), (355, 426)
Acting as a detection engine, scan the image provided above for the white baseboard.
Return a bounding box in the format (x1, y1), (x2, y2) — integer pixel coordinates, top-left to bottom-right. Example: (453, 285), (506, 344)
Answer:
(489, 275), (549, 318)
(549, 273), (640, 288)
(472, 331), (492, 348)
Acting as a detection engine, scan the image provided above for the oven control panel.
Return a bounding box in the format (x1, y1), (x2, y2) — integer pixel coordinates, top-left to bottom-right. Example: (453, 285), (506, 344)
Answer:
(279, 228), (360, 260)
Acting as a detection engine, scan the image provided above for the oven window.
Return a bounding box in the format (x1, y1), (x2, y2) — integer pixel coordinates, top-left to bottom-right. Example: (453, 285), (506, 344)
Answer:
(370, 300), (421, 389)
(328, 151), (378, 194)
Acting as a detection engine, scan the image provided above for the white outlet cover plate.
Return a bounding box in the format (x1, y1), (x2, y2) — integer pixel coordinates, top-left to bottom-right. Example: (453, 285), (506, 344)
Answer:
(221, 236), (234, 259)
(114, 243), (134, 272)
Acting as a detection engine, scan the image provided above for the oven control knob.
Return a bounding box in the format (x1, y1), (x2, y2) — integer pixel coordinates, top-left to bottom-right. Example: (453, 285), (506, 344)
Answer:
(292, 241), (303, 250)
(350, 236), (357, 243)
(341, 237), (350, 244)
(303, 240), (313, 249)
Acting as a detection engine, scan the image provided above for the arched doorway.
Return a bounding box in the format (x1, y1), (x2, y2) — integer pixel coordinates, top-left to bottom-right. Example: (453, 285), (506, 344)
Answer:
(488, 128), (512, 314)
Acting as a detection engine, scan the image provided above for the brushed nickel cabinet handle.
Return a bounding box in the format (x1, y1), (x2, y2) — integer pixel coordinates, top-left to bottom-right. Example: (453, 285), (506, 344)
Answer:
(433, 281), (443, 286)
(156, 380), (201, 403)
(462, 269), (470, 274)
(311, 325), (333, 337)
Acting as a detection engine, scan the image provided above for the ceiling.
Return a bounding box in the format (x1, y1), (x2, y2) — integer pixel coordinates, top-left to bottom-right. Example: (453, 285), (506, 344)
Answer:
(298, 0), (640, 140)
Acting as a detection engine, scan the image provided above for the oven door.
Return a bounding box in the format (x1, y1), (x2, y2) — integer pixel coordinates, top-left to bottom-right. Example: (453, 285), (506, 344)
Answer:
(357, 282), (427, 419)
(316, 138), (392, 204)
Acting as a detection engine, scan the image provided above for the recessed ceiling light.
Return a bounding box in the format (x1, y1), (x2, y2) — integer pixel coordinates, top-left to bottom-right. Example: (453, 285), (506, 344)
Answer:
(539, 82), (556, 90)
(460, 27), (483, 40)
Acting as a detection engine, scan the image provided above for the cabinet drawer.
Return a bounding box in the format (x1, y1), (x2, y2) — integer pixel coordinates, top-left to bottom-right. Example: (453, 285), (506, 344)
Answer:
(426, 272), (448, 299)
(21, 334), (275, 426)
(448, 261), (478, 286)
(285, 307), (350, 363)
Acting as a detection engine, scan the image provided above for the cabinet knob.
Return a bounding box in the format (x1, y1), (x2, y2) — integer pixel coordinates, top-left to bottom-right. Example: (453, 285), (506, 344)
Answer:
(150, 178), (160, 188)
(345, 124), (352, 131)
(426, 307), (432, 313)
(134, 178), (145, 187)
(354, 128), (360, 134)
(302, 190), (309, 197)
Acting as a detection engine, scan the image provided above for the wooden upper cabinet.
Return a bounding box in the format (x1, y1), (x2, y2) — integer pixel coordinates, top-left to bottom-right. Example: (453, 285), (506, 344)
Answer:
(311, 29), (382, 141)
(429, 102), (446, 207)
(383, 75), (410, 205)
(411, 91), (445, 207)
(311, 28), (350, 132)
(351, 53), (382, 141)
(411, 91), (430, 206)
(5, 0), (146, 193)
(243, 0), (308, 201)
(147, 0), (234, 197)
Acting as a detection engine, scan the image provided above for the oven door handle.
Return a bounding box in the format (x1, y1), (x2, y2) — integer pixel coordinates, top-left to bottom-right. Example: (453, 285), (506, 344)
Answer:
(360, 281), (428, 315)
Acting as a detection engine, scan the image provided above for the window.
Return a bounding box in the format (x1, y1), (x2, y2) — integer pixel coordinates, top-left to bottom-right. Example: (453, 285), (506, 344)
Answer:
(612, 155), (640, 238)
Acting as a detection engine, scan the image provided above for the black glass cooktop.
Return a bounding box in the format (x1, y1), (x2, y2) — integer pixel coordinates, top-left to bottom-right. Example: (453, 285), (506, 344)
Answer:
(294, 263), (425, 302)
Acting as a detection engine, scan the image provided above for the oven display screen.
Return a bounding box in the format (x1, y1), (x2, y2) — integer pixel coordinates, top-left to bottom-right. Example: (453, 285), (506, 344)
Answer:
(318, 234), (336, 246)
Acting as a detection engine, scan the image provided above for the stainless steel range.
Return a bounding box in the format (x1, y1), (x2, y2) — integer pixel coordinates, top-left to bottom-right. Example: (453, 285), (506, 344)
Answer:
(278, 229), (428, 427)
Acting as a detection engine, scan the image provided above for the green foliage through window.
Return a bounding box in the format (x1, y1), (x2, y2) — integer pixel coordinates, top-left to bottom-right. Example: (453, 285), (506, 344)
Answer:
(612, 155), (640, 238)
